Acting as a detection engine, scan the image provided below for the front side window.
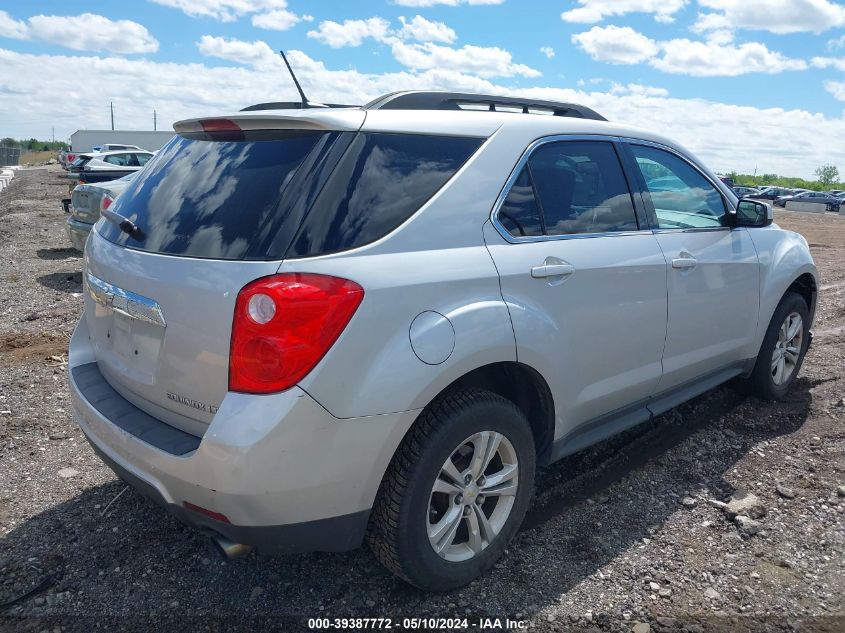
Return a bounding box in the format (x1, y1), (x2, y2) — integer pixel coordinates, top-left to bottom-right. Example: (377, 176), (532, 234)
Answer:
(630, 145), (726, 229)
(496, 140), (639, 237)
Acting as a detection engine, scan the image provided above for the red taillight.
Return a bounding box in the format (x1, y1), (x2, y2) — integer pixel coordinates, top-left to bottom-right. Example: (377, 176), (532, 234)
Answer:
(229, 273), (364, 394)
(67, 153), (76, 162)
(101, 194), (114, 211)
(200, 118), (241, 132)
(200, 118), (244, 141)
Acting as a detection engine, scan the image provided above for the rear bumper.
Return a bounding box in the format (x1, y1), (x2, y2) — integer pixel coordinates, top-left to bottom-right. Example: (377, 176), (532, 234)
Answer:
(68, 317), (419, 553)
(66, 217), (92, 251)
(84, 435), (370, 553)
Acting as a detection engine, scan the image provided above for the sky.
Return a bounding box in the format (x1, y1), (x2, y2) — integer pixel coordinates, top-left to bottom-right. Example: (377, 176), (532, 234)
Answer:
(1, 0), (845, 178)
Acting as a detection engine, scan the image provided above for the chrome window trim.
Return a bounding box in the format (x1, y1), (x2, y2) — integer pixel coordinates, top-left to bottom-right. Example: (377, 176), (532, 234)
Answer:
(651, 226), (732, 234)
(86, 270), (166, 328)
(489, 134), (737, 245)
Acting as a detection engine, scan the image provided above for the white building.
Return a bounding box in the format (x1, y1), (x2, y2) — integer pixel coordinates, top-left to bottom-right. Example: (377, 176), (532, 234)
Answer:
(70, 129), (176, 153)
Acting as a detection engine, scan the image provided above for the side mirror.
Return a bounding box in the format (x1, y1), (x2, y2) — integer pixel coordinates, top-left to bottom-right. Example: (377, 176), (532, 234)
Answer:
(733, 198), (773, 227)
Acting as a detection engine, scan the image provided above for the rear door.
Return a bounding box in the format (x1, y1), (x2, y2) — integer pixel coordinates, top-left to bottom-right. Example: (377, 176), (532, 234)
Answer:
(625, 142), (759, 391)
(485, 138), (668, 438)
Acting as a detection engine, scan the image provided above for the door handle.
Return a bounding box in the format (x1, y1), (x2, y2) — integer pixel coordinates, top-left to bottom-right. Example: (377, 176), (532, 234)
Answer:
(531, 263), (575, 278)
(671, 257), (697, 270)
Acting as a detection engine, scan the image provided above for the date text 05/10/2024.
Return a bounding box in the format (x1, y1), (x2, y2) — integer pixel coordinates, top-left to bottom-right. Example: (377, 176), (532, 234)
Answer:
(307, 617), (527, 630)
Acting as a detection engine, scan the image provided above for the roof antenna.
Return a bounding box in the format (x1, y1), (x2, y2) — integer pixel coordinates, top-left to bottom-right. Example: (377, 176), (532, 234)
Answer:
(279, 50), (309, 109)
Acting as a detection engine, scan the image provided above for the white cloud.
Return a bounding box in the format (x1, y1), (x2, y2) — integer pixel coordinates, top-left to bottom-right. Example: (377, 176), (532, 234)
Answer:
(572, 26), (659, 65)
(540, 46), (555, 58)
(251, 9), (312, 31)
(0, 46), (842, 178)
(694, 0), (845, 34)
(812, 56), (845, 71)
(303, 14), (534, 78)
(561, 0), (687, 24)
(393, 0), (504, 6)
(705, 29), (735, 45)
(825, 80), (845, 100)
(655, 39), (808, 76)
(396, 15), (457, 43)
(610, 83), (669, 97)
(308, 15), (457, 47)
(0, 11), (158, 54)
(0, 10), (27, 39)
(307, 18), (392, 48)
(149, 0), (291, 22)
(573, 25), (808, 76)
(197, 36), (277, 67)
(829, 34), (845, 49)
(391, 41), (540, 77)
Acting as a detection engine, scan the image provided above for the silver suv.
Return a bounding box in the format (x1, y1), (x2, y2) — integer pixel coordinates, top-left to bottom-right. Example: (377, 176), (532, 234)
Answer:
(69, 91), (817, 591)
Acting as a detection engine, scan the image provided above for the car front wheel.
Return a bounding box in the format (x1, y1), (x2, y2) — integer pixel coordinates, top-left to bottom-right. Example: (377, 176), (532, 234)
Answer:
(743, 291), (811, 400)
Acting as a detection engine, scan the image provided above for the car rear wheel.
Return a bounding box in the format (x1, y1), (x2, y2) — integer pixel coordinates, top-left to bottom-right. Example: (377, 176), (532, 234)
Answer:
(367, 389), (535, 591)
(743, 291), (810, 400)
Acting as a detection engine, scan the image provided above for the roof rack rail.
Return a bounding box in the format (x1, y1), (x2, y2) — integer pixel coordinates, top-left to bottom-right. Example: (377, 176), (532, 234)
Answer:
(240, 101), (358, 112)
(364, 91), (607, 121)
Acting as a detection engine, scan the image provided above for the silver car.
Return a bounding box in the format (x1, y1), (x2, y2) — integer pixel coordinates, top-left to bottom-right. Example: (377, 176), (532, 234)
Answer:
(66, 174), (136, 251)
(68, 91), (818, 591)
(69, 150), (155, 173)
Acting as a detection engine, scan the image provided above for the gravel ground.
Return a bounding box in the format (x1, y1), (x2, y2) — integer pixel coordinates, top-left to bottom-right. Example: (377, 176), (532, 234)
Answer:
(0, 167), (843, 633)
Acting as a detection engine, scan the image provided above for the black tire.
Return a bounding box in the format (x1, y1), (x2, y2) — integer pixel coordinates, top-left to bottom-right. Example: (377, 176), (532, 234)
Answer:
(367, 389), (535, 591)
(742, 291), (810, 400)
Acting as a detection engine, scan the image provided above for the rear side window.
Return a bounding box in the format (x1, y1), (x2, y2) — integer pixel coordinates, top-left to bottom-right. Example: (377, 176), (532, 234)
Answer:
(105, 154), (131, 166)
(288, 133), (482, 257)
(496, 141), (638, 237)
(100, 132), (326, 259)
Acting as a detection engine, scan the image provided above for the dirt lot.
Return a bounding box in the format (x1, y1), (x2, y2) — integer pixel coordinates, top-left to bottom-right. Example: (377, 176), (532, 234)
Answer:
(0, 167), (843, 633)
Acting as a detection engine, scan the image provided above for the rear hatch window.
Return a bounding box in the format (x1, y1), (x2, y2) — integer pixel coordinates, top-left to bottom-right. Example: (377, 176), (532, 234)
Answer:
(99, 132), (329, 259)
(98, 129), (482, 260)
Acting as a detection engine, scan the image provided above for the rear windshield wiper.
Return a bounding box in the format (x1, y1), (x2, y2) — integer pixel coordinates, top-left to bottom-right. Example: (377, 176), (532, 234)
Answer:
(102, 209), (146, 241)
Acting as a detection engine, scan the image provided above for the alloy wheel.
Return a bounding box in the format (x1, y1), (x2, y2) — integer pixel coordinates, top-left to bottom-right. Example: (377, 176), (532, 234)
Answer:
(771, 311), (803, 386)
(427, 431), (518, 562)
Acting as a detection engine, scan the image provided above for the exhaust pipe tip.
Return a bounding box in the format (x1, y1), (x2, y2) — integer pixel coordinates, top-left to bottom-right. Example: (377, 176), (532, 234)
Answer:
(211, 536), (253, 560)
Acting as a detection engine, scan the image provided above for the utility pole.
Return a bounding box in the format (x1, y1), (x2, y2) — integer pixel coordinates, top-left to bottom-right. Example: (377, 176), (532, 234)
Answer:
(51, 127), (55, 144)
(110, 102), (115, 130)
(153, 109), (157, 131)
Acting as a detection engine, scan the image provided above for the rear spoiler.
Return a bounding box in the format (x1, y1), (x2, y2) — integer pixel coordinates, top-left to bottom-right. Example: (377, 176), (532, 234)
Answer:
(173, 109), (365, 135)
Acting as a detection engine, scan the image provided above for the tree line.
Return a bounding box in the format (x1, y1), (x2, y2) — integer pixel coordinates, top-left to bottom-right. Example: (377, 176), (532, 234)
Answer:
(725, 164), (841, 191)
(1, 137), (69, 151)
